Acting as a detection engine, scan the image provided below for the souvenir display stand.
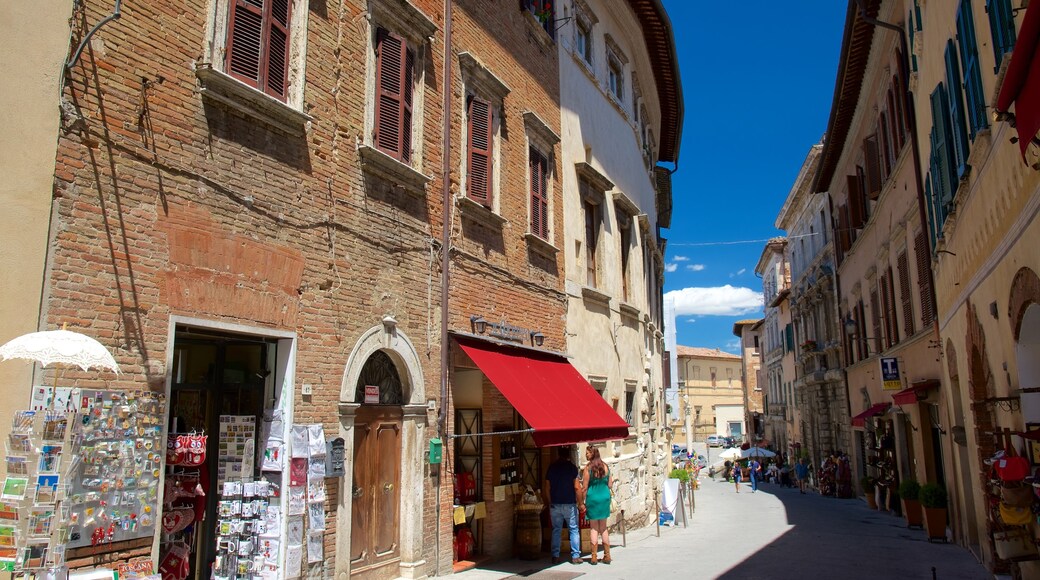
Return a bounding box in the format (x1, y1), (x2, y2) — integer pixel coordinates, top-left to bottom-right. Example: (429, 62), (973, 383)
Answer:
(0, 389), (165, 575)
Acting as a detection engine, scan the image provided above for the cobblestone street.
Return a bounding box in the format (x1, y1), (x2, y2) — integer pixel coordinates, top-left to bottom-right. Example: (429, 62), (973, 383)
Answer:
(454, 475), (990, 580)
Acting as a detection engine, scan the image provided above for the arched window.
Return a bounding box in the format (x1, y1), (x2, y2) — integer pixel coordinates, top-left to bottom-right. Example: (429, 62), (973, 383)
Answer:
(355, 350), (404, 404)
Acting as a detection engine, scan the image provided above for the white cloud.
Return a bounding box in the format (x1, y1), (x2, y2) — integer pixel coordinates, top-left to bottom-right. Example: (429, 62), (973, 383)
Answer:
(664, 285), (763, 316)
(673, 256), (689, 262)
(686, 264), (706, 272)
(665, 263), (678, 273)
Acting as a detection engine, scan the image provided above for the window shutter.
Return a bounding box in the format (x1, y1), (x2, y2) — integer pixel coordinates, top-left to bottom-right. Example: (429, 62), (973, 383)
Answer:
(898, 251), (914, 337)
(944, 41), (970, 179)
(929, 84), (955, 216)
(402, 47), (415, 163)
(375, 28), (407, 161)
(263, 0), (291, 98)
(857, 301), (868, 360)
(886, 266), (899, 347)
(908, 10), (919, 73)
(227, 0), (265, 88)
(915, 230), (936, 326)
(530, 148), (549, 239)
(988, 0), (1017, 71)
(879, 113), (892, 180)
(467, 96), (492, 205)
(870, 287), (882, 355)
(836, 204), (849, 263)
(847, 175), (865, 229)
(863, 134), (882, 200)
(893, 75), (906, 149)
(957, 1), (988, 139)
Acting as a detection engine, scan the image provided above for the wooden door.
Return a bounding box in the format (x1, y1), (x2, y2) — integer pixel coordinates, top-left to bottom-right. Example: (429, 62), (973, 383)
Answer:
(350, 406), (402, 580)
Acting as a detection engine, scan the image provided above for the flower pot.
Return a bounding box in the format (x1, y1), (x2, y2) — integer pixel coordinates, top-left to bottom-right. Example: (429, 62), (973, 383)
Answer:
(901, 498), (923, 528)
(922, 506), (947, 541)
(864, 491), (878, 509)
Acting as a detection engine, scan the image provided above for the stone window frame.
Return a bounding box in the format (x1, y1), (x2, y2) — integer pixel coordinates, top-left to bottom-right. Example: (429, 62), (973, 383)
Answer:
(572, 0), (597, 69)
(604, 34), (628, 107)
(357, 0), (438, 196)
(197, 0), (312, 135)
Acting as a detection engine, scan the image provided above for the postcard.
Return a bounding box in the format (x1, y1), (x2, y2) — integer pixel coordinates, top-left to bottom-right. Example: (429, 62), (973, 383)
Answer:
(1, 478), (28, 500)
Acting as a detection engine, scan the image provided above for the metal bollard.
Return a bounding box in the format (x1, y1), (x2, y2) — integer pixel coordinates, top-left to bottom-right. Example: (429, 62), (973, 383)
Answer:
(621, 509), (626, 547)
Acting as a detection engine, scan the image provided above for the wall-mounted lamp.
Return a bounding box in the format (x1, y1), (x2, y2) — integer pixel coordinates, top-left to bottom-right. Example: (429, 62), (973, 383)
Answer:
(530, 331), (545, 347)
(470, 316), (487, 334)
(844, 316), (879, 341)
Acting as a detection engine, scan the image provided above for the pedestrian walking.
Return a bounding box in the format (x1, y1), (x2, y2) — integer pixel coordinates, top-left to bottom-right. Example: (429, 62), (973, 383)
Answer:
(749, 459), (761, 492)
(580, 447), (613, 565)
(734, 460), (742, 492)
(544, 447), (582, 565)
(795, 457), (809, 494)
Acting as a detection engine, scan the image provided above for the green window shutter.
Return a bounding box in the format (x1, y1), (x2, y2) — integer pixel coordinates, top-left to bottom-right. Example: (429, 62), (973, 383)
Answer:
(944, 41), (971, 179)
(957, 0), (988, 139)
(930, 83), (955, 215)
(986, 0), (1017, 72)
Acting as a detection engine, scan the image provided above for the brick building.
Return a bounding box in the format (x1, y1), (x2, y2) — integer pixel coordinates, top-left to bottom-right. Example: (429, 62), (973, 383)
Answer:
(0, 0), (679, 578)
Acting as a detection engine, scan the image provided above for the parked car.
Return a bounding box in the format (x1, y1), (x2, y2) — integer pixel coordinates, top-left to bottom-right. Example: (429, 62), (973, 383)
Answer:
(707, 435), (723, 447)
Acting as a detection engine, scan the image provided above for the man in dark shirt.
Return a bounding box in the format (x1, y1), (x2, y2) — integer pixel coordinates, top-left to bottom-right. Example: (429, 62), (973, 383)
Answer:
(543, 446), (581, 564)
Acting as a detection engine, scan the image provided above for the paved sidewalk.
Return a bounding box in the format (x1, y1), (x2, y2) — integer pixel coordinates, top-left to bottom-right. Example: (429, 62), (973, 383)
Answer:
(449, 475), (991, 579)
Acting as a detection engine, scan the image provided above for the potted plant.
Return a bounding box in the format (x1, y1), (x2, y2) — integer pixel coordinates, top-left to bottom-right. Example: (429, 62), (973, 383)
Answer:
(898, 479), (923, 528)
(860, 476), (877, 509)
(919, 483), (948, 542)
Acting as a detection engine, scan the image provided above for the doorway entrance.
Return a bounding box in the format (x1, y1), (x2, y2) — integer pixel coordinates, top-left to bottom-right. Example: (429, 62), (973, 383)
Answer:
(166, 325), (280, 580)
(349, 350), (403, 580)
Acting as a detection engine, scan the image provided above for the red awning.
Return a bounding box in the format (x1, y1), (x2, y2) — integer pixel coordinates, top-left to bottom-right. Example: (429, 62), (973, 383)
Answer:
(891, 379), (940, 405)
(851, 403), (891, 427)
(455, 336), (630, 447)
(996, 0), (1040, 158)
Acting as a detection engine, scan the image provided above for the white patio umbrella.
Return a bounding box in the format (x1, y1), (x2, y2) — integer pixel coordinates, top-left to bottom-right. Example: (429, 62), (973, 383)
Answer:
(741, 446), (777, 459)
(718, 447), (741, 460)
(0, 328), (120, 373)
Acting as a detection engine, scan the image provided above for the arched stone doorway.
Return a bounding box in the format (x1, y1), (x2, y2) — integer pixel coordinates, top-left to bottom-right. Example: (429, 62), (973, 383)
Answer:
(1010, 268), (1040, 425)
(336, 322), (427, 580)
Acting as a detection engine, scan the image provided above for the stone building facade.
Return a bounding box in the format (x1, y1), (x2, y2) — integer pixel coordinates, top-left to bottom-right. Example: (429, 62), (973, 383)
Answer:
(673, 346), (745, 448)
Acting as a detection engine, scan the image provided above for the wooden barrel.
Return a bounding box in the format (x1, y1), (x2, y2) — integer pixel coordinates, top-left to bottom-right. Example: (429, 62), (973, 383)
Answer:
(515, 508), (542, 560)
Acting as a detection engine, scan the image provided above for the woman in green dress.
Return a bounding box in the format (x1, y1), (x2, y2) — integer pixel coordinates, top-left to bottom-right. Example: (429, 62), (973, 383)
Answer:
(579, 446), (614, 564)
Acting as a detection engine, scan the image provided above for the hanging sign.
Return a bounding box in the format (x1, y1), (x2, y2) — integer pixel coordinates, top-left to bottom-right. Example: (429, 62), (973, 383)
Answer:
(880, 357), (901, 391)
(364, 385), (380, 404)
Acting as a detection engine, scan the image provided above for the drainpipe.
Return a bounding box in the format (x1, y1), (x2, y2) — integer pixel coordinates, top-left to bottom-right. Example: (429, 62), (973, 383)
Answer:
(66, 0), (123, 70)
(436, 1), (453, 576)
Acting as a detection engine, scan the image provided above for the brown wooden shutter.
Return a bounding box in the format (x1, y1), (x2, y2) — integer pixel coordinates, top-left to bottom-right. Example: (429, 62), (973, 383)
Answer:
(847, 175), (865, 230)
(879, 114), (892, 181)
(530, 148), (548, 238)
(263, 0), (291, 98)
(885, 267), (899, 347)
(375, 28), (408, 161)
(836, 204), (849, 263)
(870, 286), (882, 355)
(467, 96), (492, 205)
(898, 251), (914, 337)
(228, 0), (265, 88)
(864, 134), (882, 200)
(402, 47), (415, 163)
(915, 231), (936, 326)
(857, 300), (867, 360)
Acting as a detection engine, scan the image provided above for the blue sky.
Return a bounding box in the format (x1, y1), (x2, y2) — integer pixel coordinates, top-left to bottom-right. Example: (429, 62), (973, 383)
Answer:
(662, 1), (847, 353)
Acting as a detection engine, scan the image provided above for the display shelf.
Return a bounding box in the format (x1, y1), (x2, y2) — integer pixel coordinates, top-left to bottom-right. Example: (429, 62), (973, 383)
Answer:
(492, 433), (521, 486)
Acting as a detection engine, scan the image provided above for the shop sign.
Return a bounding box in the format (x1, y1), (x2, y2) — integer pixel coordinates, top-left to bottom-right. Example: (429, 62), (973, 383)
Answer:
(880, 357), (901, 391)
(326, 437), (345, 477)
(364, 385), (380, 404)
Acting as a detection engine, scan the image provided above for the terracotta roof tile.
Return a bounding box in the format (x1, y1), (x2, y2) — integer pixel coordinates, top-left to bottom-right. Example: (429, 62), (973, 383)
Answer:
(674, 346), (741, 360)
